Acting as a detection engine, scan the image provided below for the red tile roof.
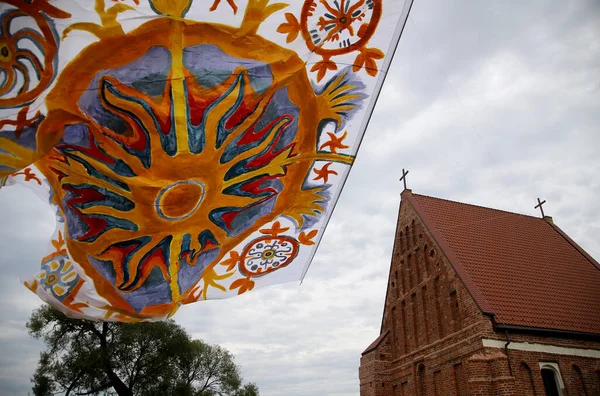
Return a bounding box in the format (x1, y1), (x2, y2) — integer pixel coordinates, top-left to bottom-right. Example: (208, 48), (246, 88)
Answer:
(362, 330), (389, 355)
(408, 192), (600, 335)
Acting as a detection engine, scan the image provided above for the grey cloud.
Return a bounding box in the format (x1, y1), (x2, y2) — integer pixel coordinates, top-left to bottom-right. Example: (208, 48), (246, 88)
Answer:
(1, 1), (599, 395)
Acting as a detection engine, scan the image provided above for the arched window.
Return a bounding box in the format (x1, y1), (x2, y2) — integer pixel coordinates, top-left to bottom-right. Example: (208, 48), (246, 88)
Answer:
(399, 261), (406, 293)
(406, 254), (414, 289)
(539, 362), (564, 396)
(421, 286), (429, 344)
(399, 231), (404, 252)
(411, 293), (419, 349)
(391, 306), (398, 357)
(453, 362), (465, 395)
(417, 364), (426, 396)
(401, 300), (408, 353)
(422, 243), (430, 278)
(433, 276), (444, 338)
(572, 364), (588, 396)
(449, 289), (460, 332)
(518, 362), (536, 395)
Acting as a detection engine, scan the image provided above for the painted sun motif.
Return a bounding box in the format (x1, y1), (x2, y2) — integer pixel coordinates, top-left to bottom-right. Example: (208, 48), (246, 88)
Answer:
(0, 0), (411, 321)
(24, 0), (363, 318)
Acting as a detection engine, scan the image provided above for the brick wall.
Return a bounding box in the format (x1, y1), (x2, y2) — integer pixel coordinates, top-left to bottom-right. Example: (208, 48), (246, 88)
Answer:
(359, 191), (600, 396)
(506, 348), (600, 395)
(360, 192), (493, 395)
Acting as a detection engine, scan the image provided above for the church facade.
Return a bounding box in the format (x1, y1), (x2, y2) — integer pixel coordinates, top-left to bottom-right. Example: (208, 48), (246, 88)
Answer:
(359, 190), (600, 396)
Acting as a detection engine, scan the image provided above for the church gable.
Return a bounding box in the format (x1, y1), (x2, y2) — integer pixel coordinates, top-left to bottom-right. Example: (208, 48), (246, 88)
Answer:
(361, 190), (600, 396)
(377, 190), (487, 359)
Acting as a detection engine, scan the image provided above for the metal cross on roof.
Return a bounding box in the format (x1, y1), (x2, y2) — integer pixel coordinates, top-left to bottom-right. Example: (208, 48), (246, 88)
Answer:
(399, 169), (409, 190)
(535, 197), (546, 218)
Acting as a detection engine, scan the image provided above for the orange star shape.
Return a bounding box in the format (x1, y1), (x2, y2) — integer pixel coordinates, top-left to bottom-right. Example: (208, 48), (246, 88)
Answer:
(12, 167), (42, 185)
(230, 276), (255, 295)
(319, 131), (350, 153)
(313, 162), (338, 184)
(260, 221), (290, 237)
(220, 251), (241, 271)
(51, 231), (66, 252)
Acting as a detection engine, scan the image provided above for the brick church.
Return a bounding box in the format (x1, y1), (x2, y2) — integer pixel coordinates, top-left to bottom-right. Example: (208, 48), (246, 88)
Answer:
(359, 189), (600, 395)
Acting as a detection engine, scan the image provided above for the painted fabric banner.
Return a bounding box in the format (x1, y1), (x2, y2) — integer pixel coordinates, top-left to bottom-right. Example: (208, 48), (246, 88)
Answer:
(0, 0), (413, 321)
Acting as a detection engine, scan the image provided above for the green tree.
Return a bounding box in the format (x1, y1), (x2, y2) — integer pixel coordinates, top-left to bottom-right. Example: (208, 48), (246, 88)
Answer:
(27, 305), (259, 396)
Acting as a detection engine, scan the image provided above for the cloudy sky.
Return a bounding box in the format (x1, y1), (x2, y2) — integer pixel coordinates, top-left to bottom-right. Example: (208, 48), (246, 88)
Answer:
(1, 0), (599, 395)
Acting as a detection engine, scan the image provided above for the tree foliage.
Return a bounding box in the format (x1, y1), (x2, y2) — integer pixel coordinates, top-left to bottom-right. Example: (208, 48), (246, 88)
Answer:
(27, 305), (259, 396)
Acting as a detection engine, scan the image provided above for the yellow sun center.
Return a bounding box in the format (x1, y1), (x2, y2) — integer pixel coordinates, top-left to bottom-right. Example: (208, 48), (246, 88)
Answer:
(156, 180), (205, 221)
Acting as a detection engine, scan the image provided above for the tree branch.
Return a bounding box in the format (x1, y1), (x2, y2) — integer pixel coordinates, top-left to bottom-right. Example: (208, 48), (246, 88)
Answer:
(96, 322), (132, 396)
(74, 382), (112, 395)
(187, 359), (202, 387)
(50, 323), (76, 353)
(65, 370), (85, 396)
(129, 341), (148, 391)
(86, 322), (103, 339)
(200, 356), (221, 393)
